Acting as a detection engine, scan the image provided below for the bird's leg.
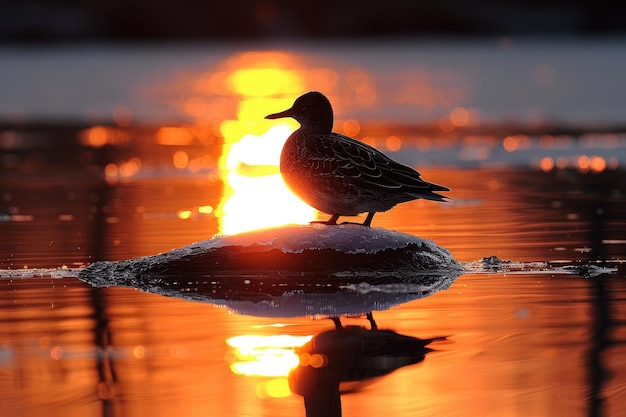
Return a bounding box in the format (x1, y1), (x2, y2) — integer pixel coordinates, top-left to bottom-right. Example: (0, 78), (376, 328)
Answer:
(310, 214), (339, 226)
(366, 312), (378, 330)
(331, 317), (343, 329)
(362, 212), (375, 227)
(338, 212), (376, 227)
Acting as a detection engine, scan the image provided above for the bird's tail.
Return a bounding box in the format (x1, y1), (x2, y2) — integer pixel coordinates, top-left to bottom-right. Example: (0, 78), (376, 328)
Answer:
(412, 182), (450, 202)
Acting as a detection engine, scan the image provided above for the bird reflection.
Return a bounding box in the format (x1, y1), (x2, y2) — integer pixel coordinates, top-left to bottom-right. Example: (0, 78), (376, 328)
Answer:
(288, 312), (445, 417)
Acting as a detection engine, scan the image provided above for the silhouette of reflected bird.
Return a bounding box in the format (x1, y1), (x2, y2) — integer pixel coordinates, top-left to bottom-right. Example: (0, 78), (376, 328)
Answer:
(266, 91), (450, 227)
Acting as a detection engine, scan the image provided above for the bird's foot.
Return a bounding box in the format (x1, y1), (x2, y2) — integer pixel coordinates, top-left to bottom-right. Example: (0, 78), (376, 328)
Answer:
(309, 214), (340, 226)
(309, 220), (337, 226)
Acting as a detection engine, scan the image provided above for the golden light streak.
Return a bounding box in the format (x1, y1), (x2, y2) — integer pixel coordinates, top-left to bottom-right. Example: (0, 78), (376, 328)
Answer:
(211, 57), (320, 234)
(225, 335), (312, 378)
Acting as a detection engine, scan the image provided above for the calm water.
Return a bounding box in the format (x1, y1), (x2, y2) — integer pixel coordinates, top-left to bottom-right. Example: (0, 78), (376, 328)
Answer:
(1, 41), (626, 417)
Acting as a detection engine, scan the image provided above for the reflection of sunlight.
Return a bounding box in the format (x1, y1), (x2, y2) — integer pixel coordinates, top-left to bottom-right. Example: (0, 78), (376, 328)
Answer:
(215, 63), (318, 233)
(221, 171), (313, 235)
(225, 334), (312, 377)
(219, 123), (316, 235)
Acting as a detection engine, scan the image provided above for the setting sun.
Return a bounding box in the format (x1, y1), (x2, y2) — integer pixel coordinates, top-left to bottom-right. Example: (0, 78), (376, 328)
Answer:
(210, 56), (320, 235)
(218, 118), (316, 235)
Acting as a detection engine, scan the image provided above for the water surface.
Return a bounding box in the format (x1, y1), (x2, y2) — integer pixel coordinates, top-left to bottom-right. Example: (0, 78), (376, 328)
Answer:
(1, 40), (626, 417)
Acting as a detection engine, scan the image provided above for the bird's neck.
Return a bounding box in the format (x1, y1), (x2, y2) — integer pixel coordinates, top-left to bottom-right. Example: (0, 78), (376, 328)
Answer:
(299, 119), (333, 135)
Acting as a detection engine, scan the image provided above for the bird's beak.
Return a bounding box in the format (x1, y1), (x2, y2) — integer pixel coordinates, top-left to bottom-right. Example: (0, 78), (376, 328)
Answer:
(265, 107), (294, 120)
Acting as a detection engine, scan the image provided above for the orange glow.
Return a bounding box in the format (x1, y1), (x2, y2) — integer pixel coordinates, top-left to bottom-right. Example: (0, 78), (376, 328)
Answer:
(119, 157), (142, 177)
(157, 127), (194, 145)
(385, 135), (402, 152)
(50, 346), (64, 360)
(255, 378), (292, 399)
(38, 336), (51, 349)
(539, 156), (554, 172)
(172, 151), (189, 169)
(361, 136), (376, 147)
(578, 155), (590, 172)
(342, 119), (361, 137)
(503, 134), (532, 152)
(300, 352), (327, 368)
(104, 163), (118, 178)
(228, 68), (303, 96)
(487, 179), (500, 191)
(450, 107), (469, 127)
(81, 126), (108, 147)
(311, 68), (339, 91)
(439, 115), (455, 132)
(539, 134), (554, 149)
(182, 97), (209, 118)
(177, 210), (192, 220)
(133, 345), (145, 359)
(502, 136), (518, 152)
(226, 335), (311, 377)
(590, 156), (606, 173)
(347, 68), (377, 106)
(556, 157), (569, 169)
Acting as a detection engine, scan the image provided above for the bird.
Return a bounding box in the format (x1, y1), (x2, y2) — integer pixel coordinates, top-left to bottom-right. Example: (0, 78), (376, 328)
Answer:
(265, 91), (449, 227)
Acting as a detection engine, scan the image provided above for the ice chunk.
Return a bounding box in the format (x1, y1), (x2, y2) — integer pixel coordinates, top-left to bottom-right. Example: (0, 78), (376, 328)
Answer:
(77, 225), (462, 317)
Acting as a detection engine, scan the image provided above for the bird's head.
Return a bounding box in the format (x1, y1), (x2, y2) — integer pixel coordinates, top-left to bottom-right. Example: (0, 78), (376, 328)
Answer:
(265, 91), (334, 134)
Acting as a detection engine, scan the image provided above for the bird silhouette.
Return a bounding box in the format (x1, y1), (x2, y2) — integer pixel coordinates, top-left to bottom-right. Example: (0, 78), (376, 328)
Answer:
(266, 91), (449, 226)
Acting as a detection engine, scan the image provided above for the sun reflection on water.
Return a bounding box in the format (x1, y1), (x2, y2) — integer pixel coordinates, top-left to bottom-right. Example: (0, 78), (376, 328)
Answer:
(225, 333), (313, 399)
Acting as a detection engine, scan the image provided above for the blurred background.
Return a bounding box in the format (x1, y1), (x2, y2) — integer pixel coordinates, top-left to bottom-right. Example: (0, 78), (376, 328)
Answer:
(1, 0), (626, 41)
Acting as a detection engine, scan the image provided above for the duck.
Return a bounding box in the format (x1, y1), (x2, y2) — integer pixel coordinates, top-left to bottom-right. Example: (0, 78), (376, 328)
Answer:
(265, 91), (449, 227)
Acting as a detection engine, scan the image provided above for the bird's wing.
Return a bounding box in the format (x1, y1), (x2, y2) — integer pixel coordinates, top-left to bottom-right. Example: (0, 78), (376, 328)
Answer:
(302, 133), (448, 195)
